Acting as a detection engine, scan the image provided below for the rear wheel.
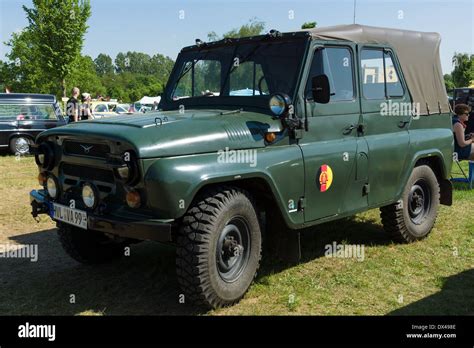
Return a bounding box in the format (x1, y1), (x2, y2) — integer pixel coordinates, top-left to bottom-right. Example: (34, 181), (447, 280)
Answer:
(9, 136), (32, 155)
(380, 165), (440, 243)
(176, 186), (262, 308)
(57, 223), (127, 264)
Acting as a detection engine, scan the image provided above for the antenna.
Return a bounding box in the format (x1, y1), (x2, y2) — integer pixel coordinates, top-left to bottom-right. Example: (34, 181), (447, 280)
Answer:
(353, 0), (357, 24)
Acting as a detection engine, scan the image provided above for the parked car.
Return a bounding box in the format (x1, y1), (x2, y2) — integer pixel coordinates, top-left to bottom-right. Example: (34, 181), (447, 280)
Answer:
(0, 93), (66, 154)
(91, 101), (134, 118)
(29, 24), (453, 309)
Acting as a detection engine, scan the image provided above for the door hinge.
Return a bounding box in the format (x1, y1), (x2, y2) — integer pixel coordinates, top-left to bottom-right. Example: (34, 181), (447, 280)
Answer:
(298, 197), (306, 211)
(294, 129), (304, 140)
(363, 183), (370, 195)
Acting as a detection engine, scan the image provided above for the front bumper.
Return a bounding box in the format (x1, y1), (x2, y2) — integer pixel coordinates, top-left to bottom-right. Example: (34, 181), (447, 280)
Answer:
(30, 189), (174, 242)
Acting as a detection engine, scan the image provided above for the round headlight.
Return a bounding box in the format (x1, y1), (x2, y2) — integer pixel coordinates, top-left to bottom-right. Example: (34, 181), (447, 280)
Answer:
(46, 175), (59, 199)
(82, 183), (97, 209)
(269, 94), (291, 116)
(116, 165), (130, 180)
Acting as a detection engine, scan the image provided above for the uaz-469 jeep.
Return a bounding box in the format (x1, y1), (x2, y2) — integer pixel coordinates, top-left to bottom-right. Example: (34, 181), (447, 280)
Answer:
(30, 25), (453, 308)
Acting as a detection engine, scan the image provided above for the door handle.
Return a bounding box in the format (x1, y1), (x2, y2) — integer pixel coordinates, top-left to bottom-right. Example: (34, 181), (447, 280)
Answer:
(343, 124), (356, 135)
(398, 120), (410, 128)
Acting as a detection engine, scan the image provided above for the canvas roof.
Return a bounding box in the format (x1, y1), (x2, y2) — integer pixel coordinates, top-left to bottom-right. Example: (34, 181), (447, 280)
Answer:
(302, 24), (450, 115)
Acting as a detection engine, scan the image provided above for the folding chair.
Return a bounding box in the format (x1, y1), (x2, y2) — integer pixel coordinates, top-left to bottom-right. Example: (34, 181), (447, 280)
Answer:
(451, 160), (474, 189)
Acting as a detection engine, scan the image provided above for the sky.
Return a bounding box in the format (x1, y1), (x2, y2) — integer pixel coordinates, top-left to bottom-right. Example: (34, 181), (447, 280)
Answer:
(0, 0), (473, 74)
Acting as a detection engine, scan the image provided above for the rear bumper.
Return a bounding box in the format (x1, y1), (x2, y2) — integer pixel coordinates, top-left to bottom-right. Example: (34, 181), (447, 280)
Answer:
(29, 189), (174, 242)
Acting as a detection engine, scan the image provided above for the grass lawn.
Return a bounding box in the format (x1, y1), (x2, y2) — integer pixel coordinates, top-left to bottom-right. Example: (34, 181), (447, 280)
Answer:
(0, 153), (472, 315)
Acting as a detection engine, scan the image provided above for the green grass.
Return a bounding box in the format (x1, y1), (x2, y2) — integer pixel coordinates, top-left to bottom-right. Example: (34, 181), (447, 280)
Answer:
(0, 152), (472, 315)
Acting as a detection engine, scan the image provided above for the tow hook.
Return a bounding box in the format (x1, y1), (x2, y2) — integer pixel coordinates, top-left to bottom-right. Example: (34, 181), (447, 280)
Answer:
(31, 200), (49, 222)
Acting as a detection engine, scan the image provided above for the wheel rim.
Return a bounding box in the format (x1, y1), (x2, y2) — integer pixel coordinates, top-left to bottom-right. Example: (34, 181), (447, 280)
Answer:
(408, 179), (431, 225)
(15, 138), (30, 154)
(216, 216), (251, 283)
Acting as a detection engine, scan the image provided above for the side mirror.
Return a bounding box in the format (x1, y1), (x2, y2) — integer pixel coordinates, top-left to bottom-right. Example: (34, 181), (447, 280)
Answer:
(311, 74), (330, 104)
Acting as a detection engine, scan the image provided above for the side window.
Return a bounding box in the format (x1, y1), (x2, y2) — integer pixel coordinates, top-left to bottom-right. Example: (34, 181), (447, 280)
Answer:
(361, 48), (404, 99)
(0, 104), (57, 121)
(0, 104), (20, 121)
(384, 51), (404, 97)
(305, 47), (354, 102)
(94, 104), (108, 113)
(361, 49), (385, 99)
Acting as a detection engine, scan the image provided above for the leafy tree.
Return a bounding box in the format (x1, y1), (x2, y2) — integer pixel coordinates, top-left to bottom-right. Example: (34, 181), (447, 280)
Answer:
(301, 21), (317, 29)
(452, 52), (474, 88)
(23, 0), (91, 97)
(69, 55), (106, 97)
(3, 29), (57, 94)
(207, 18), (265, 41)
(444, 74), (455, 93)
(94, 53), (114, 76)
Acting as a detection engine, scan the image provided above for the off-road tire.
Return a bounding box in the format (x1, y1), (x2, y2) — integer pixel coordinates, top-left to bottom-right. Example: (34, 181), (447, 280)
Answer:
(57, 223), (126, 264)
(176, 186), (262, 308)
(380, 165), (440, 243)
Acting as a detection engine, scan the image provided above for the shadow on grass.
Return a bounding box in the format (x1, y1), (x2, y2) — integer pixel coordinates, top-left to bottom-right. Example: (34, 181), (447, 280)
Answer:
(1, 215), (389, 315)
(259, 215), (391, 277)
(388, 269), (474, 315)
(2, 228), (205, 315)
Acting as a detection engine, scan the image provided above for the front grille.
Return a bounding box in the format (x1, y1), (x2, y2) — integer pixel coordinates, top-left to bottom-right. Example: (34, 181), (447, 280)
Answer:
(64, 141), (110, 159)
(62, 163), (115, 183)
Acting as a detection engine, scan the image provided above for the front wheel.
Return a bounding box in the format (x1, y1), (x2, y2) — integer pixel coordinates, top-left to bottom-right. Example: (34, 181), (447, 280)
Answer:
(380, 165), (440, 243)
(176, 186), (262, 308)
(9, 136), (32, 155)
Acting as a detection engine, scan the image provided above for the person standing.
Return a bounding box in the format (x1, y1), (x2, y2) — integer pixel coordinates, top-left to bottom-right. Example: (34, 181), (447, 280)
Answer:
(80, 93), (94, 120)
(66, 87), (80, 123)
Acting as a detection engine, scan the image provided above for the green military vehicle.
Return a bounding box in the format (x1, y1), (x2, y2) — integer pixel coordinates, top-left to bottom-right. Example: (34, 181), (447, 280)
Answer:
(30, 24), (453, 308)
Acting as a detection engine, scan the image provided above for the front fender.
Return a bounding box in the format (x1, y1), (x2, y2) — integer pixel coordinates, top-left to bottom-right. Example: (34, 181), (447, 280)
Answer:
(142, 146), (305, 228)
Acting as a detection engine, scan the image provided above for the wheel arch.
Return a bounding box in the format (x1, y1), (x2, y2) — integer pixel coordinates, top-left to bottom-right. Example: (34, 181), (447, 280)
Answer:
(405, 151), (453, 206)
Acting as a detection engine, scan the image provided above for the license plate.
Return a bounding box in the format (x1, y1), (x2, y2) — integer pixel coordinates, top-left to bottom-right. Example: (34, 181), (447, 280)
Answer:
(52, 203), (88, 230)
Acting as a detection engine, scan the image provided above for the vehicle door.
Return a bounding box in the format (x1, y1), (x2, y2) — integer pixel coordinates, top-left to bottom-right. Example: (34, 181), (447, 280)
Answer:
(358, 45), (411, 206)
(300, 42), (369, 222)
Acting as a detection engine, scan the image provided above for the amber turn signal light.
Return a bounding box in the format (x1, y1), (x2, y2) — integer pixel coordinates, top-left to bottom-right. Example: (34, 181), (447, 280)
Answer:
(126, 190), (141, 209)
(265, 132), (277, 143)
(38, 172), (47, 186)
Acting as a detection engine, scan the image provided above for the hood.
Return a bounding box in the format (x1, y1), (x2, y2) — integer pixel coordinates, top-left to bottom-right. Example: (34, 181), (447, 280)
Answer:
(38, 109), (283, 158)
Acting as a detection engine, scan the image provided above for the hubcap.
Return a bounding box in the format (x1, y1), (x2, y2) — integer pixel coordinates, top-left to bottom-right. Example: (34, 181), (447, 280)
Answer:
(408, 180), (431, 225)
(15, 138), (30, 154)
(216, 216), (251, 283)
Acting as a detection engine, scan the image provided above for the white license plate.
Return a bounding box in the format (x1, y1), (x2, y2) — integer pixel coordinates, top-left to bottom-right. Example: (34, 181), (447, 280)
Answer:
(52, 203), (88, 230)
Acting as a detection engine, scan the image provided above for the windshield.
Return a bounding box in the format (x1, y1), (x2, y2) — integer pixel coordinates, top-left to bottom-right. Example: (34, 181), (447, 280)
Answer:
(163, 39), (307, 109)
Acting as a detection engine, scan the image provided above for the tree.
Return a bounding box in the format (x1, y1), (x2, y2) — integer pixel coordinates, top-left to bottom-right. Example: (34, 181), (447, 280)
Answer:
(207, 18), (265, 41)
(2, 29), (54, 94)
(23, 0), (91, 97)
(94, 54), (114, 76)
(451, 52), (474, 88)
(69, 55), (106, 97)
(444, 74), (455, 93)
(301, 21), (317, 29)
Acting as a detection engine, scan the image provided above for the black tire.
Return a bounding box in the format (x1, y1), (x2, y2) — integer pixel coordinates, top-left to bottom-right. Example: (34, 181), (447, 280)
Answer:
(380, 165), (440, 243)
(57, 223), (127, 264)
(176, 186), (262, 308)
